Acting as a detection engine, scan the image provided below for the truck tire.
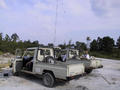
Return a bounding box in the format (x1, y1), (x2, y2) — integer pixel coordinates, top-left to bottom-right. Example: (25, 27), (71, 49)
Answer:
(13, 72), (19, 76)
(43, 72), (55, 87)
(85, 69), (93, 74)
(46, 56), (55, 64)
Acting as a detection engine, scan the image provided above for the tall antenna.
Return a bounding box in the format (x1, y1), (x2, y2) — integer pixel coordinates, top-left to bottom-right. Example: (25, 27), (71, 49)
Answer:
(61, 0), (66, 13)
(54, 0), (59, 45)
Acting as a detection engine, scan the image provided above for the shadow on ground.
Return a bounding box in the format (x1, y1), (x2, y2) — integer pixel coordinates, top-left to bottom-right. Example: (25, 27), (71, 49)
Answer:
(16, 72), (89, 90)
(17, 72), (69, 87)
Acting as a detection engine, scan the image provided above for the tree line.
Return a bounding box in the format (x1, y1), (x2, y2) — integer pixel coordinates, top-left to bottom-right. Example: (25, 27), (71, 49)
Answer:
(0, 33), (87, 54)
(0, 33), (39, 54)
(90, 36), (120, 59)
(0, 32), (120, 59)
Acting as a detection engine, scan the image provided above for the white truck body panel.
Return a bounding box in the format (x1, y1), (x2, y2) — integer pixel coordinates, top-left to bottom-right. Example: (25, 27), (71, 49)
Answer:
(67, 63), (84, 77)
(13, 47), (85, 81)
(90, 60), (102, 68)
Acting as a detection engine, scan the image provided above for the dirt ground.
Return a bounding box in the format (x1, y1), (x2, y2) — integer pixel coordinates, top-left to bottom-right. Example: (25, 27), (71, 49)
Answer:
(0, 58), (120, 90)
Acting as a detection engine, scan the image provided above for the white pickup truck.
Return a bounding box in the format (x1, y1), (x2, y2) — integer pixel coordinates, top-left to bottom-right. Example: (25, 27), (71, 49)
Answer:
(12, 47), (85, 87)
(66, 49), (103, 74)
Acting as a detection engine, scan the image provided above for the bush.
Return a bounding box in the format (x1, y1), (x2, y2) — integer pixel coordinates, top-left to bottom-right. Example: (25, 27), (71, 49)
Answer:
(0, 51), (3, 55)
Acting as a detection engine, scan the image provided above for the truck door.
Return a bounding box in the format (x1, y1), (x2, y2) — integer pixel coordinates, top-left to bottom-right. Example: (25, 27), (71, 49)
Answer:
(13, 49), (23, 73)
(37, 49), (44, 61)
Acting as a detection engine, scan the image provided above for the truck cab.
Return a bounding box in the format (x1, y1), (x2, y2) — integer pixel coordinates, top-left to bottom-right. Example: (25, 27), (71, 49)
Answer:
(12, 47), (85, 87)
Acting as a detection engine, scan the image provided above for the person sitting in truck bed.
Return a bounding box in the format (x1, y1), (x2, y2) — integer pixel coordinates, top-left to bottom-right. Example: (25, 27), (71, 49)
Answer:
(81, 50), (90, 60)
(57, 51), (67, 62)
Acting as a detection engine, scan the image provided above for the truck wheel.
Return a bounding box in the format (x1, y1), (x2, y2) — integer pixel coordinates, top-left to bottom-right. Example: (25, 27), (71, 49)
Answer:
(43, 72), (55, 87)
(45, 56), (54, 64)
(13, 72), (19, 76)
(85, 69), (93, 74)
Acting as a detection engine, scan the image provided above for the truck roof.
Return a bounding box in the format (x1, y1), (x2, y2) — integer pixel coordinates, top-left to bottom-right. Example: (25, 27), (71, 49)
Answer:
(27, 47), (38, 50)
(27, 47), (53, 50)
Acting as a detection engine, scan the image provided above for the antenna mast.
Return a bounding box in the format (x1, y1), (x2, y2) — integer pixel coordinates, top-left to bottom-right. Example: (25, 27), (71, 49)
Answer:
(54, 0), (59, 45)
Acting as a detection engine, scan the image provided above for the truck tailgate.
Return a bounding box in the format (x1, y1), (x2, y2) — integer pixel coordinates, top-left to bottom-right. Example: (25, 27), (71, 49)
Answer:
(67, 63), (84, 77)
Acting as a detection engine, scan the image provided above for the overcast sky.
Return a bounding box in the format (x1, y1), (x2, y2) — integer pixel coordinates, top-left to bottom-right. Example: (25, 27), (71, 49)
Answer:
(0, 0), (120, 45)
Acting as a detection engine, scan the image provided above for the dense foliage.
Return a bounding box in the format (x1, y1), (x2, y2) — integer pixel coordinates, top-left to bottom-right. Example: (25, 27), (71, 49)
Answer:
(0, 32), (120, 60)
(0, 33), (87, 54)
(0, 33), (39, 54)
(90, 36), (120, 59)
(90, 36), (114, 52)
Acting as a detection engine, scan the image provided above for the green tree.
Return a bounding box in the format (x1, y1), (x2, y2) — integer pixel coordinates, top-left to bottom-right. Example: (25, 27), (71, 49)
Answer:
(0, 33), (11, 52)
(75, 41), (86, 51)
(11, 33), (19, 42)
(102, 36), (114, 52)
(67, 40), (72, 48)
(48, 43), (54, 48)
(76, 41), (80, 49)
(58, 42), (66, 49)
(97, 37), (103, 51)
(23, 40), (32, 48)
(0, 33), (3, 51)
(90, 39), (98, 51)
(32, 40), (39, 47)
(0, 33), (3, 41)
(116, 36), (120, 49)
(39, 44), (44, 47)
(80, 43), (87, 51)
(4, 34), (11, 42)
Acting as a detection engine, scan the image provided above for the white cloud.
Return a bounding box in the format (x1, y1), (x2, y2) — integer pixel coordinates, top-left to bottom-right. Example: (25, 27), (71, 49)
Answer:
(33, 1), (54, 12)
(0, 0), (8, 9)
(91, 0), (120, 17)
(0, 0), (120, 44)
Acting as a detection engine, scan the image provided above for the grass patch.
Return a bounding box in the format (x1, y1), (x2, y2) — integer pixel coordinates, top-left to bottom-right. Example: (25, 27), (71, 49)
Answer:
(90, 51), (120, 60)
(0, 51), (3, 55)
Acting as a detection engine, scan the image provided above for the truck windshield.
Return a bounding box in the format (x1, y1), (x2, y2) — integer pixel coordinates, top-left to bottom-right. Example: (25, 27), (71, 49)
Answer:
(15, 49), (22, 58)
(70, 50), (77, 55)
(39, 49), (51, 56)
(45, 50), (51, 55)
(24, 50), (35, 57)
